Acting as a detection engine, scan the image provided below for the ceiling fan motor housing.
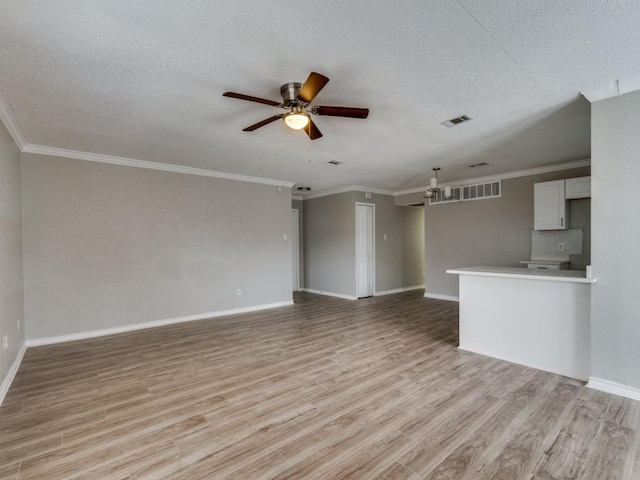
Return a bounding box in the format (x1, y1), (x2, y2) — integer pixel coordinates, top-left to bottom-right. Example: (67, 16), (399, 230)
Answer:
(280, 82), (303, 106)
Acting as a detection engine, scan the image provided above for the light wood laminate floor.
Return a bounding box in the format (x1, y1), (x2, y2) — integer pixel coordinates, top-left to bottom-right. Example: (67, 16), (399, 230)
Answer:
(2, 291), (640, 479)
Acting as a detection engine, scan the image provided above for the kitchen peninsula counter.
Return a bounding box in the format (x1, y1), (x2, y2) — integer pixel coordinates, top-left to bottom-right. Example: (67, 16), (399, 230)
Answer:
(447, 266), (595, 380)
(447, 266), (595, 283)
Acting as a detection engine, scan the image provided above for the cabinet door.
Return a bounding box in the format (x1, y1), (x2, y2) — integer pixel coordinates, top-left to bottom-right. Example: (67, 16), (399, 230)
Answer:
(565, 176), (591, 199)
(534, 180), (567, 230)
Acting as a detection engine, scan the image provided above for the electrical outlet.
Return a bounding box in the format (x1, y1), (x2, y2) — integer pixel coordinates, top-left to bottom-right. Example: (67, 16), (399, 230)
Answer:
(2, 335), (7, 351)
(558, 243), (565, 251)
(283, 233), (287, 240)
(237, 289), (242, 296)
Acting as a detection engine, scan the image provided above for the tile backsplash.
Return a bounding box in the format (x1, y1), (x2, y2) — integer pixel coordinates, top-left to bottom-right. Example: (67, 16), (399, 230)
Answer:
(531, 229), (583, 261)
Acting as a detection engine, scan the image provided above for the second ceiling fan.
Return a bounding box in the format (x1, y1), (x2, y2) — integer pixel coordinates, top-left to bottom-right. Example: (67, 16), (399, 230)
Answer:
(223, 72), (369, 140)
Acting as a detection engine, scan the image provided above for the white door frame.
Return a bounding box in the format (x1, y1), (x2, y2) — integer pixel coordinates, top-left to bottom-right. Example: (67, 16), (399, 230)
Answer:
(291, 209), (300, 291)
(355, 202), (375, 298)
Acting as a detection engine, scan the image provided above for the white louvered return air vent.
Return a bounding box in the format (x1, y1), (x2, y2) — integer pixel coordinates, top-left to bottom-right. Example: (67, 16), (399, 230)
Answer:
(429, 181), (501, 205)
(462, 181), (501, 201)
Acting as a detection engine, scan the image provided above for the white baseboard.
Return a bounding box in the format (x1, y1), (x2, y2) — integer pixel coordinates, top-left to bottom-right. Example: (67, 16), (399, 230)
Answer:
(26, 300), (294, 347)
(587, 377), (640, 402)
(302, 288), (357, 301)
(424, 292), (460, 302)
(0, 343), (27, 406)
(375, 285), (425, 296)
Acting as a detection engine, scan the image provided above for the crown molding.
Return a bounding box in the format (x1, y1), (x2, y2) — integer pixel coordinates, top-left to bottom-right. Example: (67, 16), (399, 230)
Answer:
(0, 91), (292, 188)
(291, 195), (303, 201)
(393, 158), (591, 197)
(582, 74), (640, 103)
(0, 88), (26, 149)
(304, 184), (394, 200)
(303, 160), (591, 200)
(21, 144), (295, 188)
(2, 82), (589, 195)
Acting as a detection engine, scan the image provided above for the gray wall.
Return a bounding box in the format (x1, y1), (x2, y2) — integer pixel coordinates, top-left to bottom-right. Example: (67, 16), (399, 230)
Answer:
(22, 153), (292, 339)
(413, 167), (590, 298)
(304, 192), (356, 296)
(304, 192), (424, 297)
(292, 199), (304, 289)
(591, 90), (640, 389)
(0, 119), (24, 384)
(402, 206), (425, 287)
(567, 198), (591, 271)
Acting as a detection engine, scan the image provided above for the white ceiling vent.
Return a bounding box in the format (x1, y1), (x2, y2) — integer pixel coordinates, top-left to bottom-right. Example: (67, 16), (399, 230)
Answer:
(468, 162), (489, 168)
(325, 160), (343, 166)
(442, 115), (473, 128)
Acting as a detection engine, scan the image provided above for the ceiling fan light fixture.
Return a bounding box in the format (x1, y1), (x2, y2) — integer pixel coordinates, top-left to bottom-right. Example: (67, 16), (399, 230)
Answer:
(223, 72), (368, 140)
(284, 112), (310, 130)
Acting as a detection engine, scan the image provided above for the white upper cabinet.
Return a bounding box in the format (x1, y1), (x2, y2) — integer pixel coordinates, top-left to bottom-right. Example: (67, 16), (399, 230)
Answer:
(565, 176), (591, 199)
(534, 180), (567, 230)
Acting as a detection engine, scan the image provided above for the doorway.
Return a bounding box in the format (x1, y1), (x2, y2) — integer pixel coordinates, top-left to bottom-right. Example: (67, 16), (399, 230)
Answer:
(356, 203), (375, 298)
(291, 209), (300, 291)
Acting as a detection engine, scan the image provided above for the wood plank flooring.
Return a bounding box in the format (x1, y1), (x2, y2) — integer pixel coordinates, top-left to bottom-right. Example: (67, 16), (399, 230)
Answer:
(2, 291), (640, 479)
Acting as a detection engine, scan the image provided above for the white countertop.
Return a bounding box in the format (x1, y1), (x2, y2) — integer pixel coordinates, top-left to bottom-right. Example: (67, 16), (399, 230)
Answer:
(446, 266), (596, 284)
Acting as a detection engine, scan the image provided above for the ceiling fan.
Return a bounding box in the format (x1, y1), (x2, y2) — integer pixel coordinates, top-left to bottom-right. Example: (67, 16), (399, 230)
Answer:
(223, 72), (369, 140)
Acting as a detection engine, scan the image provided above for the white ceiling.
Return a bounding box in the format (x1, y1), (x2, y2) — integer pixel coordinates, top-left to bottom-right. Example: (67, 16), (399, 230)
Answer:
(1, 1), (639, 195)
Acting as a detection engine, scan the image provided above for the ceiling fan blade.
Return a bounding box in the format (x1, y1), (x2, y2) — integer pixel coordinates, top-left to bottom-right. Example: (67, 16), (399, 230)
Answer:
(223, 91), (281, 107)
(242, 114), (284, 131)
(297, 72), (330, 103)
(304, 118), (323, 140)
(314, 106), (369, 118)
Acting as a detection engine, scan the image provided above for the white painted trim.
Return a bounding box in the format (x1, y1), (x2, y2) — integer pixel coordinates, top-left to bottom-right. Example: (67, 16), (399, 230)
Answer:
(296, 160), (591, 200)
(304, 184), (394, 200)
(0, 343), (27, 406)
(375, 285), (425, 296)
(26, 301), (293, 347)
(424, 292), (460, 302)
(587, 377), (640, 402)
(582, 74), (640, 103)
(619, 76), (640, 96)
(393, 159), (591, 197)
(291, 195), (303, 201)
(0, 88), (26, 149)
(302, 288), (357, 301)
(581, 82), (620, 103)
(21, 144), (295, 188)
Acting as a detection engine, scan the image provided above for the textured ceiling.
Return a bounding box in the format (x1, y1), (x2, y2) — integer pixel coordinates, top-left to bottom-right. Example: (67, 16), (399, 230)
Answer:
(1, 1), (639, 194)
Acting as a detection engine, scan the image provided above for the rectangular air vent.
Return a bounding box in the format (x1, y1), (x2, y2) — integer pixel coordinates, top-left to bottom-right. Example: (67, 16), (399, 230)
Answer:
(429, 181), (501, 205)
(468, 162), (489, 168)
(462, 181), (500, 201)
(325, 160), (343, 166)
(442, 114), (472, 128)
